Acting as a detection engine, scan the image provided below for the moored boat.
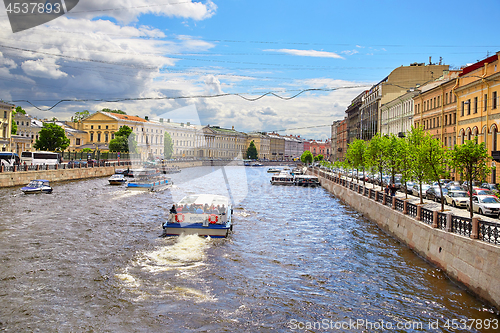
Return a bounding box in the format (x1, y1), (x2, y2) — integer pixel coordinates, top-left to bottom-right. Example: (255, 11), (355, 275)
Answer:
(108, 174), (127, 185)
(21, 179), (53, 194)
(294, 175), (320, 187)
(163, 194), (233, 238)
(270, 172), (294, 185)
(267, 167), (281, 173)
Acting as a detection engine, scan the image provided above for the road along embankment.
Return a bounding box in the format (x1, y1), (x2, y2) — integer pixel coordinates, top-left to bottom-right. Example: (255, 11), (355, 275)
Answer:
(309, 167), (500, 312)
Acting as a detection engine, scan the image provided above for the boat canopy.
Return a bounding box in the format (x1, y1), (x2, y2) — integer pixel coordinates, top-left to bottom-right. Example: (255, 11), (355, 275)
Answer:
(177, 194), (229, 208)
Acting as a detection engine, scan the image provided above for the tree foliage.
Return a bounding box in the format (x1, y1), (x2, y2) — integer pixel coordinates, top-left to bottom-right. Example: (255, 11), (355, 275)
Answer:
(246, 140), (258, 160)
(164, 132), (173, 159)
(300, 150), (313, 164)
(346, 139), (367, 184)
(108, 125), (137, 153)
(34, 123), (70, 151)
(74, 110), (90, 122)
(314, 154), (324, 162)
(102, 108), (126, 115)
(450, 140), (491, 218)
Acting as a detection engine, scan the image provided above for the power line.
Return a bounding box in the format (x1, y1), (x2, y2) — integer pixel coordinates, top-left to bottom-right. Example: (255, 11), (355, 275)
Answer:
(9, 85), (370, 111)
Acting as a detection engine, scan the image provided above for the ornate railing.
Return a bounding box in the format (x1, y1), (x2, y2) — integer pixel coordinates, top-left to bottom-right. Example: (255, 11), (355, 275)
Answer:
(407, 203), (417, 218)
(421, 208), (433, 225)
(395, 198), (404, 212)
(370, 190), (376, 200)
(386, 196), (394, 208)
(437, 212), (447, 230)
(479, 220), (500, 245)
(451, 216), (473, 237)
(376, 191), (384, 203)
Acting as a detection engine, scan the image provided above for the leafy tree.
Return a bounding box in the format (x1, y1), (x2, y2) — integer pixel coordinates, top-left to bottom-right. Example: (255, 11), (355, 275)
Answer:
(164, 132), (173, 159)
(364, 134), (388, 190)
(384, 134), (400, 184)
(74, 110), (90, 122)
(81, 148), (93, 153)
(102, 108), (126, 115)
(34, 123), (70, 151)
(15, 106), (26, 115)
(346, 139), (367, 185)
(300, 150), (313, 165)
(450, 140), (491, 218)
(421, 134), (450, 211)
(407, 126), (432, 204)
(109, 125), (137, 153)
(397, 136), (414, 199)
(314, 154), (324, 162)
(246, 140), (258, 160)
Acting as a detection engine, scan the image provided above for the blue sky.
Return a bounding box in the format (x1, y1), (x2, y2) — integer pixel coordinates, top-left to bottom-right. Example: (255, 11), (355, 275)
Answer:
(1, 0), (499, 139)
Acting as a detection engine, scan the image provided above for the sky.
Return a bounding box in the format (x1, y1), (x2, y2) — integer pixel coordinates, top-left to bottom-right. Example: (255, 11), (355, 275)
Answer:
(1, 0), (500, 140)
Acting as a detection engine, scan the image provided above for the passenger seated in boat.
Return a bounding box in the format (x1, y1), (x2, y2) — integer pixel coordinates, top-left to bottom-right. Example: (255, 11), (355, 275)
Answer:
(169, 205), (177, 222)
(219, 204), (226, 214)
(196, 206), (204, 214)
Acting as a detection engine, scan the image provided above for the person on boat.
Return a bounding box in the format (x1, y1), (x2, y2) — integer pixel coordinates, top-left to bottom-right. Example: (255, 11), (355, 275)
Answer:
(196, 206), (204, 214)
(219, 204), (226, 214)
(169, 205), (177, 222)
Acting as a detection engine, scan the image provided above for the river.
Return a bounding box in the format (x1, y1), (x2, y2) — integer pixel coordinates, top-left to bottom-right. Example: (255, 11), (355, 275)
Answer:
(0, 166), (498, 332)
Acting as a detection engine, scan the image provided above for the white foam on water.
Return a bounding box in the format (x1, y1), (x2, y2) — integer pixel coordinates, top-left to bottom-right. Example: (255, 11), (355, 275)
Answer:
(115, 272), (140, 288)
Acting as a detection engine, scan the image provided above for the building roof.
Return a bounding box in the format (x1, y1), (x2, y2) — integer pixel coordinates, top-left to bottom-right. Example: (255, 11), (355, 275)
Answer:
(460, 54), (498, 77)
(101, 111), (148, 123)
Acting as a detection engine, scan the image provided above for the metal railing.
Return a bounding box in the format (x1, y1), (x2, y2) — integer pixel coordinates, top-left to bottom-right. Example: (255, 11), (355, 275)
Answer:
(407, 203), (417, 218)
(395, 198), (404, 212)
(437, 212), (447, 230)
(451, 215), (473, 237)
(479, 220), (500, 245)
(421, 208), (433, 225)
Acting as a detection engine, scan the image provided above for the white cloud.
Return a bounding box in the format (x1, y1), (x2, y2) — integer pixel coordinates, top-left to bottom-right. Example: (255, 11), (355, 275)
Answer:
(264, 49), (344, 59)
(21, 58), (68, 79)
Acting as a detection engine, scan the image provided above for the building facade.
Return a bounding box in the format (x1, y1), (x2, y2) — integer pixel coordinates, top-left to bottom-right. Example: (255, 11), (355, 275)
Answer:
(268, 133), (285, 160)
(380, 90), (419, 137)
(0, 101), (14, 151)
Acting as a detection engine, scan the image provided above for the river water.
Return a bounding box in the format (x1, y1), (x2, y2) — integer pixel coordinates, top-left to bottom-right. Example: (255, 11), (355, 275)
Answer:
(0, 166), (498, 332)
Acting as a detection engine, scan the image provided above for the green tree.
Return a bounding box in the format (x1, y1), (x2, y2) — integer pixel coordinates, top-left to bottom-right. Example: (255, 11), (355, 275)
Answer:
(300, 150), (313, 165)
(421, 134), (450, 211)
(164, 132), (173, 159)
(34, 123), (70, 151)
(81, 148), (93, 153)
(364, 134), (388, 190)
(74, 110), (90, 122)
(450, 140), (491, 218)
(407, 126), (432, 204)
(246, 140), (258, 160)
(384, 134), (400, 185)
(397, 136), (413, 199)
(314, 154), (324, 162)
(102, 108), (126, 115)
(11, 106), (26, 134)
(346, 139), (367, 185)
(109, 125), (137, 153)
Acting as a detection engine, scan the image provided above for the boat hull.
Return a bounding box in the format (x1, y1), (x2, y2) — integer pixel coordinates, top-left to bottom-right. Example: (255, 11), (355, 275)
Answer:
(127, 179), (171, 191)
(109, 180), (126, 185)
(163, 224), (231, 238)
(21, 188), (52, 194)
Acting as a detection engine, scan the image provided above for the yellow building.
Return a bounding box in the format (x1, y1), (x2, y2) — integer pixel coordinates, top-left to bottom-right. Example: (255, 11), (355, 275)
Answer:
(454, 52), (500, 183)
(0, 101), (14, 151)
(246, 132), (270, 160)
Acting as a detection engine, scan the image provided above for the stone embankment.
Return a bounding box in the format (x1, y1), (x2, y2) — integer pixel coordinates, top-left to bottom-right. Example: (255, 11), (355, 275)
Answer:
(309, 167), (500, 312)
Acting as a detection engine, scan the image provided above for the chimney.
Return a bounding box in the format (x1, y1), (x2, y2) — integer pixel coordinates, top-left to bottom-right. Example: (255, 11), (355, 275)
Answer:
(187, 122), (191, 126)
(232, 125), (234, 130)
(145, 116), (149, 121)
(159, 118), (163, 123)
(167, 119), (170, 123)
(181, 123), (184, 127)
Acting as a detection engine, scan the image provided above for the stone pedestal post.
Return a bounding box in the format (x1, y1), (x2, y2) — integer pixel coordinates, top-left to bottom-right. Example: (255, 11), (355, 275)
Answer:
(403, 200), (408, 214)
(446, 213), (453, 232)
(416, 205), (422, 221)
(432, 211), (438, 228)
(471, 217), (479, 239)
(392, 196), (396, 209)
(383, 193), (387, 205)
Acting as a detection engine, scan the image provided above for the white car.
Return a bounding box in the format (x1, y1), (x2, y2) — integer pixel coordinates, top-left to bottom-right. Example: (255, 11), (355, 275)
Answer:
(466, 195), (500, 217)
(444, 190), (469, 208)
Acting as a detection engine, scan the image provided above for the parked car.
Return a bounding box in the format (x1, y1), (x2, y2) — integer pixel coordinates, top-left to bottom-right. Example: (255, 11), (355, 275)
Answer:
(481, 183), (499, 195)
(401, 181), (415, 194)
(467, 195), (500, 217)
(412, 184), (431, 198)
(445, 184), (462, 191)
(67, 160), (88, 167)
(461, 180), (481, 191)
(468, 188), (497, 198)
(426, 186), (448, 202)
(444, 190), (469, 208)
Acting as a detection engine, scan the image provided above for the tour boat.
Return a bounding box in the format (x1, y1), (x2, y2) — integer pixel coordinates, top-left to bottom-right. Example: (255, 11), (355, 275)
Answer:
(294, 175), (320, 187)
(270, 172), (295, 185)
(163, 194), (233, 238)
(21, 179), (53, 194)
(126, 169), (172, 192)
(267, 167), (281, 173)
(291, 167), (304, 175)
(108, 174), (127, 185)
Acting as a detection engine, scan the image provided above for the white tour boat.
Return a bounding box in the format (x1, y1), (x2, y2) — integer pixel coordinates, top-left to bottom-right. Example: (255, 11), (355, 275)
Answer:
(163, 194), (233, 238)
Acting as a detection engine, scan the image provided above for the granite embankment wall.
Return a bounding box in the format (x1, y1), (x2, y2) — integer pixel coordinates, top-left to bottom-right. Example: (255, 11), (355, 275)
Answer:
(309, 168), (500, 312)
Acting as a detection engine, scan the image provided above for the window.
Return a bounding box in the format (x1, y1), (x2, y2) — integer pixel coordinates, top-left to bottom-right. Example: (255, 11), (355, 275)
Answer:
(461, 101), (464, 116)
(493, 91), (498, 109)
(445, 114), (448, 125)
(90, 133), (94, 142)
(105, 133), (109, 142)
(106, 125), (108, 129)
(474, 97), (478, 114)
(438, 96), (440, 107)
(445, 93), (448, 104)
(76, 138), (81, 145)
(91, 125), (94, 129)
(485, 94), (488, 111)
(98, 125), (101, 129)
(97, 133), (101, 142)
(467, 99), (471, 115)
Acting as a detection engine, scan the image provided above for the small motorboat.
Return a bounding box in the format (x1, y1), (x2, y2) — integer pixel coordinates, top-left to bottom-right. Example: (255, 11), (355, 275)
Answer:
(126, 169), (172, 192)
(21, 179), (53, 194)
(163, 194), (233, 238)
(108, 174), (127, 185)
(267, 167), (281, 173)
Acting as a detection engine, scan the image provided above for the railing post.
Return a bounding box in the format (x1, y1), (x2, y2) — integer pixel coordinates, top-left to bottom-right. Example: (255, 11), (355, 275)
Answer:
(392, 196), (396, 209)
(383, 193), (387, 205)
(416, 205), (422, 221)
(403, 200), (408, 214)
(471, 217), (479, 239)
(432, 211), (438, 228)
(446, 213), (452, 232)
